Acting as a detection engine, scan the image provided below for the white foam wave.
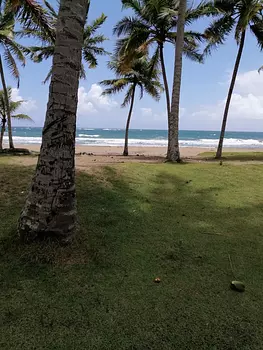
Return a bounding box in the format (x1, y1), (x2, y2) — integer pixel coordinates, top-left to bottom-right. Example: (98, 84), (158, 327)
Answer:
(3, 136), (263, 148)
(78, 134), (100, 138)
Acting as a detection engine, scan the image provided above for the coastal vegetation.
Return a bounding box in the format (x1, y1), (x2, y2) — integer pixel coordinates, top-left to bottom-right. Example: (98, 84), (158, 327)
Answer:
(1, 0), (263, 347)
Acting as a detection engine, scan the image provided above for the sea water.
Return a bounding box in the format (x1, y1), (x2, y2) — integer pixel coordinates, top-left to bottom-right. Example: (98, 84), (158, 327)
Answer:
(4, 127), (263, 148)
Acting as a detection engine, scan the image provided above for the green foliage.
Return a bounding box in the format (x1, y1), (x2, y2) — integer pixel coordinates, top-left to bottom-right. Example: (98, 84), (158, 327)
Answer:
(1, 162), (263, 348)
(0, 86), (32, 121)
(100, 55), (163, 107)
(114, 0), (213, 65)
(0, 3), (26, 87)
(25, 1), (109, 83)
(204, 0), (263, 54)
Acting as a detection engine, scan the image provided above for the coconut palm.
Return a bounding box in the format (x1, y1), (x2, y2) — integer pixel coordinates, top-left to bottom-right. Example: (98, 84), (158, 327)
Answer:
(18, 0), (90, 243)
(100, 56), (163, 156)
(25, 0), (108, 83)
(6, 0), (54, 40)
(167, 0), (187, 162)
(0, 87), (32, 149)
(0, 6), (26, 149)
(204, 0), (263, 158)
(114, 0), (214, 156)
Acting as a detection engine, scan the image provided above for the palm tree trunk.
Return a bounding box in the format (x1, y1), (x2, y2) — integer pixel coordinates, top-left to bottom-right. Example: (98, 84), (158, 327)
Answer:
(123, 85), (136, 156)
(0, 117), (6, 150)
(216, 30), (246, 159)
(159, 43), (171, 157)
(0, 55), (14, 149)
(167, 0), (186, 162)
(18, 0), (90, 244)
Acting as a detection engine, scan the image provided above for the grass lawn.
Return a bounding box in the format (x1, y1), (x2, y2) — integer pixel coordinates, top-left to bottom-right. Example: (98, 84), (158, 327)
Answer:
(199, 151), (263, 161)
(1, 160), (263, 349)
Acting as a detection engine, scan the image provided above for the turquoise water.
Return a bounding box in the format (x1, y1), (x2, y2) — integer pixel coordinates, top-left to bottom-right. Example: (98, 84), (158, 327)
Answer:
(5, 127), (263, 148)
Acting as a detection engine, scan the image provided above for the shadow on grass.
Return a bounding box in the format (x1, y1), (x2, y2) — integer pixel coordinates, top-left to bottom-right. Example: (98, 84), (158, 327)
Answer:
(1, 163), (263, 349)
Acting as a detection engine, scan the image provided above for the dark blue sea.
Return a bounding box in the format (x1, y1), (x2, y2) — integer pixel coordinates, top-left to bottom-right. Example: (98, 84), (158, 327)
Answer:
(5, 127), (263, 148)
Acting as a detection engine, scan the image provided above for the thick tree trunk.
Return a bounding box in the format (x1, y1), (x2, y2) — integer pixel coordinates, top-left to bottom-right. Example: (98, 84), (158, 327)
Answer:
(159, 43), (171, 156)
(0, 55), (14, 149)
(18, 0), (89, 243)
(216, 30), (246, 159)
(123, 85), (136, 156)
(0, 117), (6, 150)
(167, 0), (186, 162)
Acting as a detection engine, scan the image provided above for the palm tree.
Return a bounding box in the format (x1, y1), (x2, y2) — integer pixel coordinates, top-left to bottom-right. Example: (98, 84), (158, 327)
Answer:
(0, 6), (26, 149)
(0, 87), (32, 149)
(114, 0), (212, 156)
(100, 56), (163, 156)
(6, 0), (54, 41)
(204, 0), (263, 159)
(25, 0), (108, 83)
(18, 0), (90, 243)
(167, 0), (187, 162)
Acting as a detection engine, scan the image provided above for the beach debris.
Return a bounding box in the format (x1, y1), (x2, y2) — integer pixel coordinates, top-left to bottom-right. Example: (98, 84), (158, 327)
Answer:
(230, 281), (245, 293)
(154, 277), (161, 283)
(185, 180), (192, 184)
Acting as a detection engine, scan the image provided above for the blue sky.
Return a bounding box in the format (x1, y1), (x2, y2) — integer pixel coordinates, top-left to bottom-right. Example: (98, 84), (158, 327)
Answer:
(7, 0), (263, 131)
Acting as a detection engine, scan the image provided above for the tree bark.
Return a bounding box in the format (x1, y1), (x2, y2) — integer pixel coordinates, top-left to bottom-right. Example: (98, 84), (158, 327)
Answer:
(167, 0), (186, 162)
(159, 43), (171, 156)
(0, 55), (14, 149)
(18, 0), (90, 243)
(216, 30), (246, 159)
(123, 85), (136, 156)
(0, 117), (6, 150)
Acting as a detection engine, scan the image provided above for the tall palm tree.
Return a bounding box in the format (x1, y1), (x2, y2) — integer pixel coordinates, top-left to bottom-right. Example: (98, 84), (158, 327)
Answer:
(0, 86), (32, 149)
(25, 0), (108, 83)
(6, 0), (54, 41)
(0, 6), (26, 149)
(18, 0), (90, 243)
(167, 0), (187, 162)
(100, 56), (163, 156)
(114, 0), (212, 155)
(204, 0), (263, 159)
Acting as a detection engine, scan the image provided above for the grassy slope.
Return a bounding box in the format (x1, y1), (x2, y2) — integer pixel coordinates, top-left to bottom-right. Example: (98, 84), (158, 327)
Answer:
(1, 161), (263, 349)
(199, 151), (263, 161)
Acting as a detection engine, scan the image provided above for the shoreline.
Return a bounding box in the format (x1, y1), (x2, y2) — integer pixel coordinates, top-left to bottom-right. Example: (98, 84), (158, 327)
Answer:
(12, 144), (263, 157)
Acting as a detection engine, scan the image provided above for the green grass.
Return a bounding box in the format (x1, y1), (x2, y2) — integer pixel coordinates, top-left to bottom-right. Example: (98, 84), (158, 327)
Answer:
(199, 151), (263, 161)
(1, 161), (263, 349)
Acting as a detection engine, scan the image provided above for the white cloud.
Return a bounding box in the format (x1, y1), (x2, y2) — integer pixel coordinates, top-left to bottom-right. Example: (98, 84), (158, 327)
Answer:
(11, 88), (37, 113)
(192, 70), (263, 123)
(78, 84), (118, 115)
(141, 107), (153, 117)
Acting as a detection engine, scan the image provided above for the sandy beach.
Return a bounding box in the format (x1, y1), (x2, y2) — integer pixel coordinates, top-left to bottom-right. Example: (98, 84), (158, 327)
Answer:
(7, 144), (263, 168)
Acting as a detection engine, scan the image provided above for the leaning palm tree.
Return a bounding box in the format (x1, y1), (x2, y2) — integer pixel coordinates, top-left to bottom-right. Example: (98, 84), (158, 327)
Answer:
(0, 87), (32, 149)
(167, 0), (187, 162)
(100, 56), (163, 156)
(204, 0), (263, 158)
(0, 6), (26, 149)
(18, 0), (90, 243)
(114, 0), (214, 156)
(25, 0), (108, 83)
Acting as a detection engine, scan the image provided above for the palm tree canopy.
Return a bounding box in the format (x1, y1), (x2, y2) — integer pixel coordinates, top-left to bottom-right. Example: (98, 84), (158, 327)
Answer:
(25, 1), (109, 82)
(0, 3), (26, 87)
(100, 55), (163, 107)
(113, 0), (215, 64)
(0, 86), (32, 120)
(204, 0), (263, 54)
(5, 0), (54, 41)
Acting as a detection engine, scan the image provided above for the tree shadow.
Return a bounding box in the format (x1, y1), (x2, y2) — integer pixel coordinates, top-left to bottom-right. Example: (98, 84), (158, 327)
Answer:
(1, 163), (263, 349)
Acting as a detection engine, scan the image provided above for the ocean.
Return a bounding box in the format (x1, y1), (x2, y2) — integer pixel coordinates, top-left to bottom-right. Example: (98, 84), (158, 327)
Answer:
(4, 127), (263, 148)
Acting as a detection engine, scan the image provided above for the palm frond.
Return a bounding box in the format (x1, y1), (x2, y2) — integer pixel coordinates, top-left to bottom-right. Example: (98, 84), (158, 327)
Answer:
(122, 84), (136, 107)
(12, 113), (32, 120)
